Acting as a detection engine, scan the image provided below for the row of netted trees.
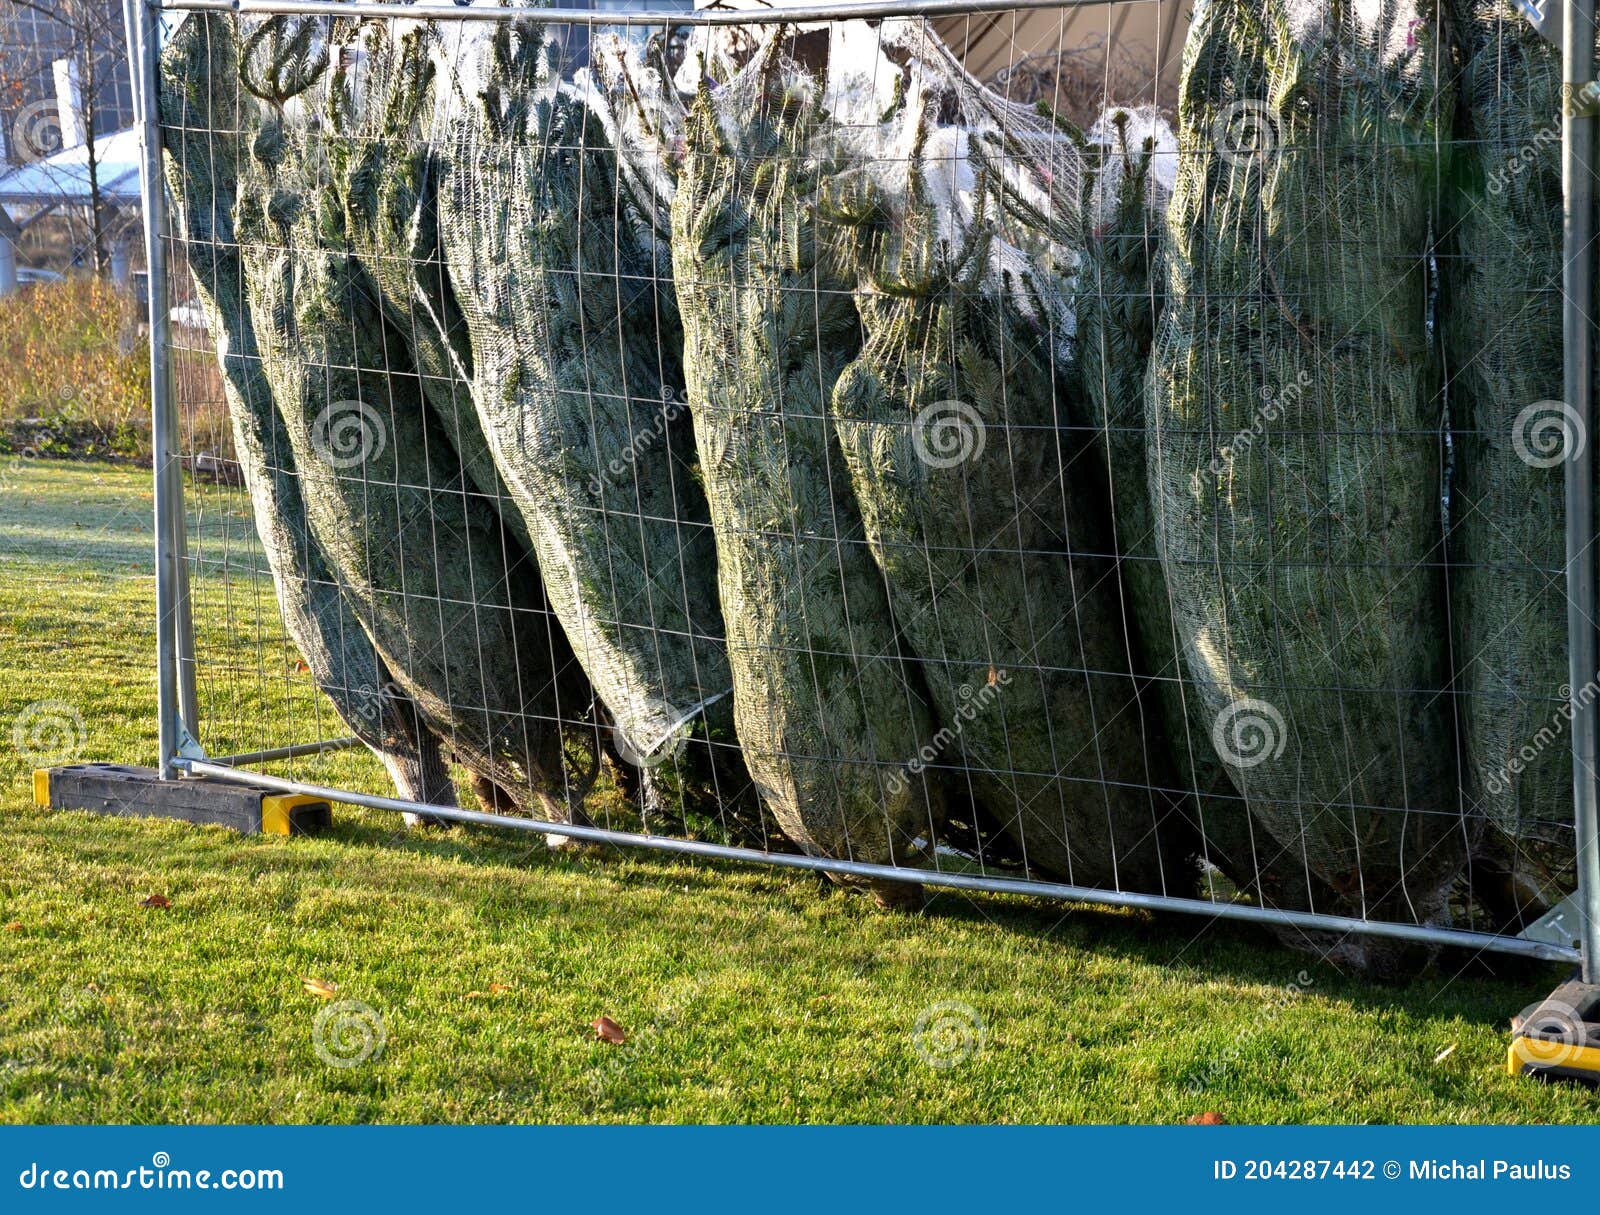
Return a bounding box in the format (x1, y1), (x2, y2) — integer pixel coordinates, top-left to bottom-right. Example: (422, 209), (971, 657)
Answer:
(160, 1), (1575, 972)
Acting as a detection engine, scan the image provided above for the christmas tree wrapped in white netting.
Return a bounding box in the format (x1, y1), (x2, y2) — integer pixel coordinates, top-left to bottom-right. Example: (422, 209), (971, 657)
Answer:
(229, 12), (600, 822)
(160, 12), (458, 813)
(668, 33), (949, 897)
(1147, 0), (1467, 949)
(812, 22), (1191, 891)
(1075, 104), (1279, 899)
(438, 17), (745, 794)
(1446, 0), (1579, 920)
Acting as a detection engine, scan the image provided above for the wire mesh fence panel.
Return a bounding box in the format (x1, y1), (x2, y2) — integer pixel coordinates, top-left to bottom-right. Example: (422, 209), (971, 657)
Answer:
(147, 0), (1586, 969)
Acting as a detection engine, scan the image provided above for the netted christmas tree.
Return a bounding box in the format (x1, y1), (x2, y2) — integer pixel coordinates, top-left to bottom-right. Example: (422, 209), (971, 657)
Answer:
(1147, 0), (1467, 953)
(161, 11), (455, 812)
(671, 32), (947, 899)
(232, 13), (598, 823)
(1446, 0), (1578, 920)
(324, 16), (527, 565)
(437, 19), (761, 839)
(820, 45), (1187, 892)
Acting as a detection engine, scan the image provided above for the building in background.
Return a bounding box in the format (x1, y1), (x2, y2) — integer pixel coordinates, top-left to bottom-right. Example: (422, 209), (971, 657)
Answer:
(0, 0), (137, 290)
(934, 2), (1187, 121)
(1, 0), (133, 163)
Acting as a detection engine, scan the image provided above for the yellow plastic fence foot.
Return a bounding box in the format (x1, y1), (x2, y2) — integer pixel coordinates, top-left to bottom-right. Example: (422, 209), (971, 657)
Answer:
(1509, 981), (1600, 1085)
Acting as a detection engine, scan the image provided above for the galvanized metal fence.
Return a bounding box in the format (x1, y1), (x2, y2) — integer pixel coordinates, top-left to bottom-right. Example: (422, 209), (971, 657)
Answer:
(126, 0), (1600, 972)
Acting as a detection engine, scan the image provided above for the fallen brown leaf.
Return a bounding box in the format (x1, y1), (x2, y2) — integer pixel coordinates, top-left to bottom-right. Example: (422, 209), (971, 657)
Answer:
(3, 921), (21, 932)
(592, 1015), (627, 1044)
(467, 983), (513, 1000)
(303, 978), (339, 999)
(138, 894), (170, 910)
(1187, 1112), (1227, 1125)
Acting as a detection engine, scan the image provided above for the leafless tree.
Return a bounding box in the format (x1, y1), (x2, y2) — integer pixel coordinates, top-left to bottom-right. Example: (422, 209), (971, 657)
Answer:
(1, 0), (129, 274)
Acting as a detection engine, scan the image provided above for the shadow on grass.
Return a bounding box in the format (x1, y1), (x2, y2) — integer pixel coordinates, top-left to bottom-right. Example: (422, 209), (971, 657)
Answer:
(327, 806), (1571, 1026)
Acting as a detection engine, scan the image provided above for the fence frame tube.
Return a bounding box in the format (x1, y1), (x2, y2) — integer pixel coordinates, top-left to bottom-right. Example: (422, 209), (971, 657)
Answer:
(127, 0), (199, 777)
(176, 756), (1581, 964)
(133, 0), (1599, 965)
(157, 0), (1114, 23)
(1563, 0), (1600, 984)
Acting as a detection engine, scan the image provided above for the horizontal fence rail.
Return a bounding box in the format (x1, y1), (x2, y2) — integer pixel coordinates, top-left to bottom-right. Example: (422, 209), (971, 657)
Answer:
(154, 0), (1130, 24)
(177, 757), (1584, 963)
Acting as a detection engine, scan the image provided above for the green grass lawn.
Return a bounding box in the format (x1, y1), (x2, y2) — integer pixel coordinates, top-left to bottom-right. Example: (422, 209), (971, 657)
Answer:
(1, 460), (1597, 1124)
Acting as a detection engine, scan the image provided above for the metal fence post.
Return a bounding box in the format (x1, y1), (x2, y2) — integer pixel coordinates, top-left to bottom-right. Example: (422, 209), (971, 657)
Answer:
(1563, 0), (1600, 982)
(125, 0), (190, 778)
